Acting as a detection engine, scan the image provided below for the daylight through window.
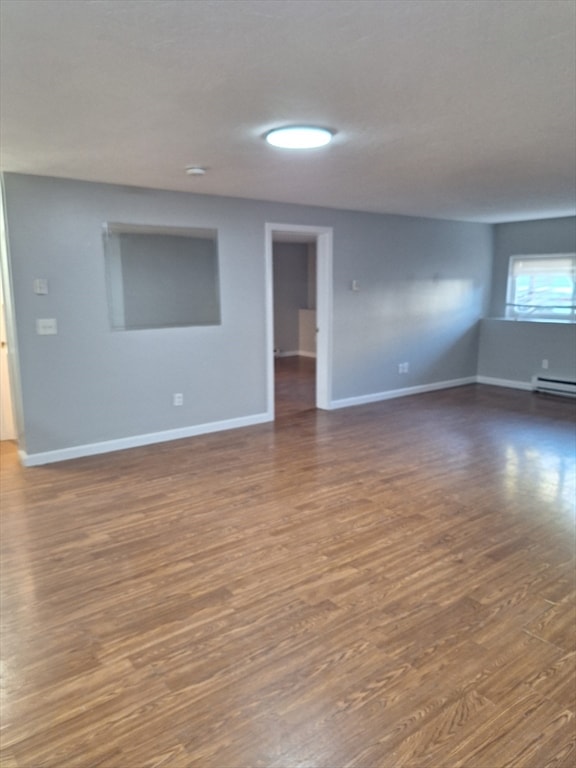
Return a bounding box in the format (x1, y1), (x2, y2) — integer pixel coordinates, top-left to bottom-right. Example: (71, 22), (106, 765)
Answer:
(505, 255), (575, 321)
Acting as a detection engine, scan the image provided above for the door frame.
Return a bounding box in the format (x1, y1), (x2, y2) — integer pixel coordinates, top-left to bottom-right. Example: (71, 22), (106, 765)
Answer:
(265, 223), (333, 419)
(0, 175), (21, 444)
(0, 271), (16, 440)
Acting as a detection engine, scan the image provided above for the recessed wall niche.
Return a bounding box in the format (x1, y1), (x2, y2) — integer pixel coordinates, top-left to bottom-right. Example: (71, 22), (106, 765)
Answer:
(103, 223), (221, 330)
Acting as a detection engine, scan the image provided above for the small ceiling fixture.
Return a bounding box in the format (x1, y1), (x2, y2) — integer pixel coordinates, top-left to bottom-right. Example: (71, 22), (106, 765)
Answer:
(185, 166), (207, 176)
(264, 126), (334, 149)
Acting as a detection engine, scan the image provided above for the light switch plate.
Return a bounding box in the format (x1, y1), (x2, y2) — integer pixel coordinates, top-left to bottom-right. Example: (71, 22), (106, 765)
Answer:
(34, 278), (49, 295)
(36, 318), (58, 335)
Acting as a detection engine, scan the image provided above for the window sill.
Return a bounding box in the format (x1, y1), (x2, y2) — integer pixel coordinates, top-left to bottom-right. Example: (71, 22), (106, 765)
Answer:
(488, 317), (575, 325)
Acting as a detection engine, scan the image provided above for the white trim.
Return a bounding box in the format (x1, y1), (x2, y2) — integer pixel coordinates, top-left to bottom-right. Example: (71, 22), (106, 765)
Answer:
(330, 377), (476, 409)
(316, 230), (333, 409)
(19, 411), (271, 466)
(0, 174), (24, 447)
(264, 227), (276, 422)
(265, 223), (333, 416)
(18, 374), (546, 465)
(475, 375), (532, 391)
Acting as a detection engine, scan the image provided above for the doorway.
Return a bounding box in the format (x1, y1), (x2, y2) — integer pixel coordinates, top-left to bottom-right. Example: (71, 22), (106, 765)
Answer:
(265, 224), (333, 420)
(0, 266), (16, 441)
(0, 183), (16, 443)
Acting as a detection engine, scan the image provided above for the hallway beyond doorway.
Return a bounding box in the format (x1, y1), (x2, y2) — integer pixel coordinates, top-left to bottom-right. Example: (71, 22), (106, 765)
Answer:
(274, 355), (316, 419)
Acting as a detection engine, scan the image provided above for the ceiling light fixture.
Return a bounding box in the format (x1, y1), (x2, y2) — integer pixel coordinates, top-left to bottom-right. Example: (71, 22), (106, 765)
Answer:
(264, 126), (334, 149)
(185, 166), (207, 176)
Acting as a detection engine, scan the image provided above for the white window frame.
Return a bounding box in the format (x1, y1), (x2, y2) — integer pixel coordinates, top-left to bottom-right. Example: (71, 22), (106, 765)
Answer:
(505, 254), (576, 322)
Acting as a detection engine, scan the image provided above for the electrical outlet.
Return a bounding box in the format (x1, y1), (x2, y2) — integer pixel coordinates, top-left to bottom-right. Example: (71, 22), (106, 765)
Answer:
(542, 359), (549, 370)
(173, 393), (183, 406)
(398, 362), (409, 374)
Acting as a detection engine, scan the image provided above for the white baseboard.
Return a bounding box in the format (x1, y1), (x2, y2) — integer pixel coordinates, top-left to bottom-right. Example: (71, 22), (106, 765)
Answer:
(475, 376), (532, 391)
(19, 411), (272, 467)
(330, 376), (476, 409)
(16, 375), (540, 466)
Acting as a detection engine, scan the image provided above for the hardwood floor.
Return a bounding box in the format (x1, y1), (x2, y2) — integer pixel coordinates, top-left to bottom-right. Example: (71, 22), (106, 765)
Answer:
(275, 355), (316, 418)
(1, 368), (575, 767)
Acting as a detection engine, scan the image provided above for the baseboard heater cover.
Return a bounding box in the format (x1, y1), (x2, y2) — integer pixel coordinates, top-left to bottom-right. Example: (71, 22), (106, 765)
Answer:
(532, 375), (576, 398)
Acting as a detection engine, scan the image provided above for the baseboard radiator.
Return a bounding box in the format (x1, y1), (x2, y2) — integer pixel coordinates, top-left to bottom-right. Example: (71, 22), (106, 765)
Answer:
(532, 375), (576, 398)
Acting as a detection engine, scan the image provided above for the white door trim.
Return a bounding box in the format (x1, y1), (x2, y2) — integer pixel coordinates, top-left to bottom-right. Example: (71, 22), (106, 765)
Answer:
(265, 223), (333, 419)
(0, 176), (19, 443)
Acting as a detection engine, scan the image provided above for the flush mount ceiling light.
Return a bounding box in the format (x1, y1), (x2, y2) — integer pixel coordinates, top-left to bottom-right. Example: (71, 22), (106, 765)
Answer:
(185, 166), (207, 176)
(264, 126), (334, 149)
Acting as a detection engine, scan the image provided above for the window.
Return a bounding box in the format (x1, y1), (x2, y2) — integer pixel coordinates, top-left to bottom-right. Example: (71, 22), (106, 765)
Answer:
(103, 223), (220, 330)
(506, 254), (575, 321)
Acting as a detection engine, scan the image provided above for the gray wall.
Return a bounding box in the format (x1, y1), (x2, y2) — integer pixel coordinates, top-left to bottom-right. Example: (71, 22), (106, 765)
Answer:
(307, 244), (317, 310)
(332, 213), (490, 399)
(273, 243), (309, 353)
(117, 233), (219, 329)
(3, 173), (492, 458)
(479, 319), (576, 383)
(478, 216), (576, 384)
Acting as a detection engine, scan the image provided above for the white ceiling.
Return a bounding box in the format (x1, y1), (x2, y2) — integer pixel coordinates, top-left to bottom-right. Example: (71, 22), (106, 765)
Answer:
(1, 0), (575, 223)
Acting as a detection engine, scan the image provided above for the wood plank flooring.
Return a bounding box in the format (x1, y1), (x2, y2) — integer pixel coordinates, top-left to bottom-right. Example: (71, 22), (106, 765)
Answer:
(1, 362), (575, 767)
